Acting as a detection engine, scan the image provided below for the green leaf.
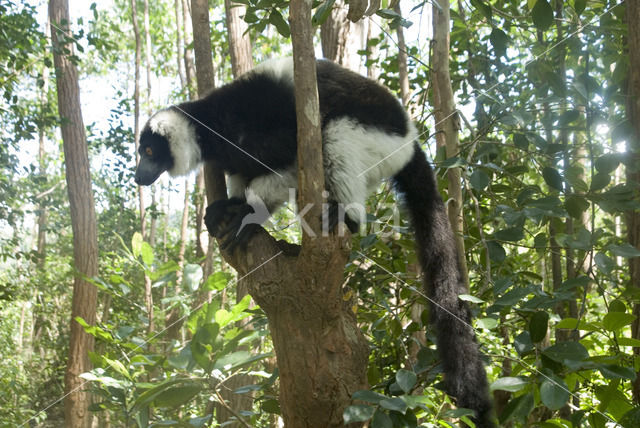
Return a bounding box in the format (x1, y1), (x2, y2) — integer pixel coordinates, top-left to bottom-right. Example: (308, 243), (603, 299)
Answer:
(206, 271), (231, 291)
(590, 173), (611, 191)
(470, 169), (490, 191)
(490, 376), (528, 392)
(459, 294), (485, 304)
(183, 264), (203, 291)
(608, 244), (640, 258)
(494, 227), (525, 242)
(352, 390), (388, 404)
(620, 407), (640, 427)
(595, 252), (615, 274)
(379, 397), (408, 413)
(595, 153), (622, 174)
(602, 312), (636, 331)
(215, 294), (252, 327)
(514, 331), (534, 355)
(489, 28), (509, 57)
(154, 383), (203, 408)
(104, 357), (132, 380)
(557, 109), (580, 126)
(529, 311), (549, 343)
(543, 341), (589, 362)
(598, 364), (637, 381)
(540, 376), (569, 410)
(312, 0), (336, 26)
(396, 369), (417, 393)
(132, 232), (143, 259)
(555, 318), (598, 331)
(343, 404), (375, 423)
(531, 0), (553, 31)
(440, 156), (467, 168)
(269, 10), (290, 37)
(477, 317), (498, 330)
(140, 241), (154, 266)
(470, 0), (492, 19)
(371, 410), (393, 428)
(573, 0), (587, 15)
(487, 240), (506, 262)
(565, 195), (590, 218)
(618, 337), (640, 347)
(513, 133), (529, 150)
(543, 167), (564, 191)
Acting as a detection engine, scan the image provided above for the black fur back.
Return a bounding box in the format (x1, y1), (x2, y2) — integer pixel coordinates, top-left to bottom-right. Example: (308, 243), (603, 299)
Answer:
(394, 145), (494, 428)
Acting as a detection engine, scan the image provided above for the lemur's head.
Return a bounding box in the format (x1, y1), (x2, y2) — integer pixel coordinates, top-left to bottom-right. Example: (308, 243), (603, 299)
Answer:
(135, 108), (201, 185)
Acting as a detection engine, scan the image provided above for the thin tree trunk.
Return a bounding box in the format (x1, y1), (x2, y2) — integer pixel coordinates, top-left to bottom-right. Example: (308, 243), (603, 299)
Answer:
(131, 0), (155, 336)
(626, 0), (640, 403)
(175, 0), (186, 88)
(143, 0), (152, 106)
(166, 180), (190, 341)
(214, 3), (255, 422)
(321, 1), (351, 66)
(49, 2), (99, 426)
(394, 3), (410, 107)
(225, 0), (253, 76)
(191, 0), (227, 204)
(431, 0), (469, 287)
(183, 0), (197, 99)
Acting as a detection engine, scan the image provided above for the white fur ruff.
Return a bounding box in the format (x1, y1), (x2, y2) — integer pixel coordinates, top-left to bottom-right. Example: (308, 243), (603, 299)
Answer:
(148, 109), (201, 177)
(250, 57), (294, 85)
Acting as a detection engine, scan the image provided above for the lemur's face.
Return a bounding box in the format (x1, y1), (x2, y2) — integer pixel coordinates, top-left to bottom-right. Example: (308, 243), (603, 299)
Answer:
(134, 128), (174, 185)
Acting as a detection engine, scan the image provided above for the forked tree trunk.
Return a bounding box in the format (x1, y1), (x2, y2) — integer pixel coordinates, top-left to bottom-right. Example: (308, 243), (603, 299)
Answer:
(626, 0), (640, 403)
(431, 0), (469, 287)
(321, 1), (351, 65)
(49, 1), (99, 426)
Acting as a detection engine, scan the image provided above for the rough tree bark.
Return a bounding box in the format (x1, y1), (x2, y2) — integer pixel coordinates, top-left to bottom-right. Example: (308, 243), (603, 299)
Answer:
(626, 0), (640, 403)
(431, 0), (469, 286)
(49, 1), (99, 426)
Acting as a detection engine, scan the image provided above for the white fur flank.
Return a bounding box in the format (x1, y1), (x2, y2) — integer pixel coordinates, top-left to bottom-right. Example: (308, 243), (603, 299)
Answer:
(245, 167), (297, 211)
(250, 57), (294, 85)
(148, 109), (202, 176)
(226, 174), (247, 199)
(323, 118), (417, 220)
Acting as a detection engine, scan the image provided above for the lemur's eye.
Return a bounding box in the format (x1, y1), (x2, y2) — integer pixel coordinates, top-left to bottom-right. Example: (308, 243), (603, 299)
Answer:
(145, 147), (153, 156)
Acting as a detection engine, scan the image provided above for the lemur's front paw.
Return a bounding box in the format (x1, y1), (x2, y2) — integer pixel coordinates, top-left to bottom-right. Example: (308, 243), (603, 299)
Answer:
(204, 197), (246, 238)
(204, 197), (261, 250)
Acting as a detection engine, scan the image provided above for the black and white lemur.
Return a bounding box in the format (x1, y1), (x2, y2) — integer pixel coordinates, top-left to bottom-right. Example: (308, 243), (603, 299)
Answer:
(134, 58), (494, 427)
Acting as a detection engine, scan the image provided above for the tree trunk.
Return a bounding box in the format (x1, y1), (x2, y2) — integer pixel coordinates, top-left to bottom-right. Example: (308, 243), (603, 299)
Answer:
(174, 0), (186, 88)
(394, 3), (410, 107)
(213, 2), (255, 423)
(626, 0), (640, 403)
(49, 1), (99, 426)
(131, 0), (155, 336)
(183, 0), (197, 99)
(225, 0), (253, 76)
(431, 0), (469, 286)
(321, 1), (351, 66)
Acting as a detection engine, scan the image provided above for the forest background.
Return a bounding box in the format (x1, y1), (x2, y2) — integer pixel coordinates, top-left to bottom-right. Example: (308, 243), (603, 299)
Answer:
(1, 0), (640, 427)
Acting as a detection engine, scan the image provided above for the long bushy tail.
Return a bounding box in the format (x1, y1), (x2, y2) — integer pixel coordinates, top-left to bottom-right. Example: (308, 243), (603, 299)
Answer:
(393, 144), (494, 428)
